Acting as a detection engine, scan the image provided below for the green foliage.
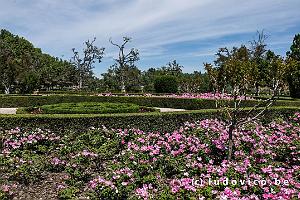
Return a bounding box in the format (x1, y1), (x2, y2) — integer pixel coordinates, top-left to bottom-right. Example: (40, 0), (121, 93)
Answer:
(288, 34), (300, 60)
(19, 102), (149, 114)
(18, 72), (40, 94)
(287, 67), (300, 98)
(11, 154), (48, 184)
(58, 187), (79, 200)
(154, 75), (178, 93)
(102, 64), (142, 92)
(0, 29), (78, 94)
(286, 34), (300, 98)
(0, 191), (9, 200)
(1, 95), (300, 110)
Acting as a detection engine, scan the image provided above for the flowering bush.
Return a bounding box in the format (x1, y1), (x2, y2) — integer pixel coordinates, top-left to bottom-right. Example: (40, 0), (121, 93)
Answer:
(0, 113), (299, 199)
(95, 92), (253, 100)
(165, 92), (254, 100)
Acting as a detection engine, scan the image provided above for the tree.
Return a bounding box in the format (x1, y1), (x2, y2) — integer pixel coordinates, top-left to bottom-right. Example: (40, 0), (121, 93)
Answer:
(0, 29), (79, 94)
(249, 30), (269, 95)
(0, 38), (15, 94)
(0, 29), (39, 94)
(102, 64), (142, 92)
(210, 45), (255, 94)
(165, 60), (183, 76)
(287, 34), (300, 60)
(39, 55), (77, 90)
(71, 38), (105, 89)
(109, 37), (139, 93)
(179, 71), (208, 93)
(205, 43), (284, 161)
(141, 68), (158, 92)
(154, 75), (178, 93)
(264, 51), (288, 95)
(286, 34), (300, 98)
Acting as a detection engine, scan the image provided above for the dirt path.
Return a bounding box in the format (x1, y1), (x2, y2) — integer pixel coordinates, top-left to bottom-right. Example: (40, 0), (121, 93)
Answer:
(0, 108), (17, 114)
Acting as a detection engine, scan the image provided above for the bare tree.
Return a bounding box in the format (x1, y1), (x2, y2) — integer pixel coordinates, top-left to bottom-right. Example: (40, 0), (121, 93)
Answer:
(71, 38), (105, 89)
(109, 37), (139, 93)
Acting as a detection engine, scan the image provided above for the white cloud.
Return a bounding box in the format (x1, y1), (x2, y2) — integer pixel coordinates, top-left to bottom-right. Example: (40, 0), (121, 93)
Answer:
(0, 0), (299, 71)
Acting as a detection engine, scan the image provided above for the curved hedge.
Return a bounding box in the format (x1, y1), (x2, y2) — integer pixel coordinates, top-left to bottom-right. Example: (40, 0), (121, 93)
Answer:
(17, 102), (151, 114)
(1, 95), (300, 110)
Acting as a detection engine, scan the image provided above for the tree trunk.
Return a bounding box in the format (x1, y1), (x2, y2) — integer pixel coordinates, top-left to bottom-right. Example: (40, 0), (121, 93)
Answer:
(4, 85), (10, 94)
(120, 74), (126, 93)
(79, 78), (83, 89)
(255, 83), (259, 96)
(121, 81), (126, 93)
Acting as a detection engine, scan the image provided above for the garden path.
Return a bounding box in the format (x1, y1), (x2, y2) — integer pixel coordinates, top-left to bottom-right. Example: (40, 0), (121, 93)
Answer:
(0, 107), (186, 114)
(154, 107), (186, 112)
(0, 108), (17, 114)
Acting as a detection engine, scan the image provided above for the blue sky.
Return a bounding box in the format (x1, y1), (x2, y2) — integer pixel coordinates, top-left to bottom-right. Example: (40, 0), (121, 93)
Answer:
(1, 0), (300, 77)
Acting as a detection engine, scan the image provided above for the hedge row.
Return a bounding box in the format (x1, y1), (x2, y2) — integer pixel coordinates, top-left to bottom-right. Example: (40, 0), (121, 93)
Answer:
(1, 95), (300, 110)
(0, 107), (298, 132)
(17, 102), (157, 114)
(36, 91), (181, 96)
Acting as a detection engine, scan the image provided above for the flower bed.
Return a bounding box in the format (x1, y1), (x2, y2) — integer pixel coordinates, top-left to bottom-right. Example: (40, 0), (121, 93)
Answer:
(95, 92), (254, 100)
(157, 92), (254, 100)
(1, 113), (299, 199)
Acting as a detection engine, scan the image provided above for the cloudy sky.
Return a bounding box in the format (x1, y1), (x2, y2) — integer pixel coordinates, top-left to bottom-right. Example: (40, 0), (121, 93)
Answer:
(1, 0), (300, 77)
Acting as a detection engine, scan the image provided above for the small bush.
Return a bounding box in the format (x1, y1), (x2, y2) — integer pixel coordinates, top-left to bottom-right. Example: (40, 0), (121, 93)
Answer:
(154, 75), (178, 93)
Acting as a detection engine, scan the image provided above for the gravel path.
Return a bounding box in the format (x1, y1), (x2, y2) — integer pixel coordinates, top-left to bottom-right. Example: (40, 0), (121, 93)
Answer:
(0, 108), (17, 114)
(0, 108), (185, 114)
(154, 107), (186, 112)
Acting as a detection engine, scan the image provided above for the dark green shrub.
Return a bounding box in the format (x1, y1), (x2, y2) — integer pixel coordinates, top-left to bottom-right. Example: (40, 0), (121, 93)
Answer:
(154, 75), (178, 93)
(1, 95), (300, 110)
(24, 102), (142, 114)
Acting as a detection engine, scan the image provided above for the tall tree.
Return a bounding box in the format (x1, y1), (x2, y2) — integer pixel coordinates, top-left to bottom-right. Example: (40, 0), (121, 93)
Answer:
(210, 45), (255, 94)
(264, 51), (287, 95)
(250, 30), (269, 95)
(71, 38), (105, 89)
(109, 37), (139, 93)
(165, 60), (183, 76)
(286, 34), (300, 98)
(0, 29), (38, 94)
(102, 64), (142, 92)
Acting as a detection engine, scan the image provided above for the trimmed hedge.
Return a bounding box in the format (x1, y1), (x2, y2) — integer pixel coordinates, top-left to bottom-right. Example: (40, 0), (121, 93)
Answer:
(0, 107), (299, 132)
(1, 95), (300, 110)
(17, 102), (154, 114)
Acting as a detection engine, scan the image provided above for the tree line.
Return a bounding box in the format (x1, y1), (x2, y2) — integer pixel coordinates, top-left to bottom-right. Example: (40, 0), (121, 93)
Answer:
(0, 29), (77, 94)
(0, 29), (299, 97)
(205, 31), (300, 98)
